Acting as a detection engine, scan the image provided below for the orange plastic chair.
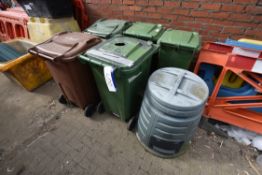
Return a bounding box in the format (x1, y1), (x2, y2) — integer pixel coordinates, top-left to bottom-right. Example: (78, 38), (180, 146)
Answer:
(194, 42), (262, 134)
(0, 7), (29, 41)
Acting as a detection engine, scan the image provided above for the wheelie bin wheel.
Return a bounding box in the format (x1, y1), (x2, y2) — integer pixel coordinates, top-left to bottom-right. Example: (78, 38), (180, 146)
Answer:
(127, 116), (138, 131)
(58, 95), (68, 105)
(84, 105), (95, 117)
(97, 102), (105, 114)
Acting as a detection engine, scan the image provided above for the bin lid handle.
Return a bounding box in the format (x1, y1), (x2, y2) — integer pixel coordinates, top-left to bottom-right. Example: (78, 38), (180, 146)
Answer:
(29, 42), (79, 62)
(85, 49), (134, 67)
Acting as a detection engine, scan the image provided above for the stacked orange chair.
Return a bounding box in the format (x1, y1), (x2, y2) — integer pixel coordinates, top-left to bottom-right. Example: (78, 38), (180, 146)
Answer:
(0, 7), (29, 41)
(194, 42), (262, 134)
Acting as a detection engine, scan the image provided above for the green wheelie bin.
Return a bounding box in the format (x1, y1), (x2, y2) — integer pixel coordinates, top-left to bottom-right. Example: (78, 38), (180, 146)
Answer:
(157, 29), (201, 69)
(80, 36), (158, 122)
(123, 22), (165, 43)
(84, 19), (131, 39)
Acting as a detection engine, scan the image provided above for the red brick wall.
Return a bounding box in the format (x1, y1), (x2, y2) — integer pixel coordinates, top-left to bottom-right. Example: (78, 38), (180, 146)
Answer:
(85, 0), (262, 42)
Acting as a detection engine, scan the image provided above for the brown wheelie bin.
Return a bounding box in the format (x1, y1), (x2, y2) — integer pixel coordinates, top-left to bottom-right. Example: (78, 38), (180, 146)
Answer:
(29, 32), (101, 117)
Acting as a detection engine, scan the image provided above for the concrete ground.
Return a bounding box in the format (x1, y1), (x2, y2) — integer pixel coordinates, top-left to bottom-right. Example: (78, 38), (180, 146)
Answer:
(0, 74), (261, 175)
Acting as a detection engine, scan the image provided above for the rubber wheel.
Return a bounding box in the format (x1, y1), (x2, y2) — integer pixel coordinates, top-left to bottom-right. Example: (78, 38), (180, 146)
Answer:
(58, 95), (68, 105)
(127, 116), (138, 131)
(96, 102), (105, 114)
(84, 105), (95, 117)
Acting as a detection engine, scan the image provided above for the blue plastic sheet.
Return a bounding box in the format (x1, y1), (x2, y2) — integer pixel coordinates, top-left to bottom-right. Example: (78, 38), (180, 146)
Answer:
(0, 43), (23, 62)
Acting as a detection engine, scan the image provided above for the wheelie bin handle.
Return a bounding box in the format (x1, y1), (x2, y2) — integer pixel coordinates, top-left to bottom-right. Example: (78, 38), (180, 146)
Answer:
(79, 55), (109, 67)
(29, 49), (55, 61)
(85, 49), (134, 67)
(29, 42), (80, 62)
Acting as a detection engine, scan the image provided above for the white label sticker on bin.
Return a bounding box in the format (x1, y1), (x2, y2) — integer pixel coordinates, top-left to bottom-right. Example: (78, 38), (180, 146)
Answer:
(104, 66), (117, 92)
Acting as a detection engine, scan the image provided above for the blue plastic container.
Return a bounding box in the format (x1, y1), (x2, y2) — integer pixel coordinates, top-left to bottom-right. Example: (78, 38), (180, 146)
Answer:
(198, 63), (215, 95)
(198, 63), (261, 113)
(217, 83), (257, 97)
(198, 63), (257, 97)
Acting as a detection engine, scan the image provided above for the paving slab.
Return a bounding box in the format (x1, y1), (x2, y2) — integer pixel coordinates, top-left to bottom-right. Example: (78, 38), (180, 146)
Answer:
(0, 73), (261, 175)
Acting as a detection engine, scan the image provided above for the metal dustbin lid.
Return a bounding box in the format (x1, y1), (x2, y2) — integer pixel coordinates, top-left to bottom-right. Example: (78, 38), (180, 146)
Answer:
(148, 68), (209, 111)
(157, 29), (200, 51)
(28, 32), (101, 61)
(124, 22), (164, 40)
(84, 36), (156, 67)
(85, 19), (129, 38)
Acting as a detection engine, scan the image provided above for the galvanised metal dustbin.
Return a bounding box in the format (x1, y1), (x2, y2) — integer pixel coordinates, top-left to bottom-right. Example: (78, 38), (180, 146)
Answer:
(80, 36), (158, 122)
(137, 68), (209, 158)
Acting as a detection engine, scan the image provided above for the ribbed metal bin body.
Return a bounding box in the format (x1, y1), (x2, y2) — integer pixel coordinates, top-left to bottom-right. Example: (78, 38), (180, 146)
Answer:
(137, 68), (209, 158)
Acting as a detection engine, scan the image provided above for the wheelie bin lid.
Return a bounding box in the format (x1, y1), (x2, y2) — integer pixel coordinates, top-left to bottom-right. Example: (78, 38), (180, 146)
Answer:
(157, 29), (200, 51)
(148, 68), (209, 111)
(28, 32), (101, 62)
(123, 22), (164, 41)
(84, 19), (130, 39)
(82, 36), (158, 67)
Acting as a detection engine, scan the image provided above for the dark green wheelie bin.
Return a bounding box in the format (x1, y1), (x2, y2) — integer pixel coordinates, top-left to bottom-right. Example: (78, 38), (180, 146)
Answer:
(80, 36), (158, 122)
(84, 19), (130, 39)
(157, 29), (201, 69)
(123, 22), (165, 43)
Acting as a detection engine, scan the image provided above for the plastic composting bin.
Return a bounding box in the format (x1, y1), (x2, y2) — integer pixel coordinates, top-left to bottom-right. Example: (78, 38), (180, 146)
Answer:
(27, 17), (80, 43)
(0, 39), (51, 91)
(80, 36), (158, 122)
(157, 29), (201, 69)
(84, 19), (130, 39)
(137, 68), (209, 158)
(17, 0), (73, 18)
(29, 32), (102, 116)
(123, 22), (165, 43)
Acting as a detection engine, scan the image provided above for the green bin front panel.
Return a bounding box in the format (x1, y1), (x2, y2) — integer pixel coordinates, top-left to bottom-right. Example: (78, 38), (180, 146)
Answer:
(158, 46), (195, 69)
(88, 57), (152, 121)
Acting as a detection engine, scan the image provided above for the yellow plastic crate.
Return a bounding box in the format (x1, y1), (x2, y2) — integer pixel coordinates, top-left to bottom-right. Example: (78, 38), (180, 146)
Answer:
(27, 17), (80, 43)
(238, 38), (262, 45)
(0, 39), (52, 91)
